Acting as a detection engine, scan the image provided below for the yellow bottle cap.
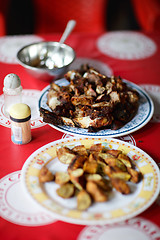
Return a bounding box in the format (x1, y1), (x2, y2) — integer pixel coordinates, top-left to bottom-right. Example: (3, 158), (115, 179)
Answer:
(9, 103), (31, 121)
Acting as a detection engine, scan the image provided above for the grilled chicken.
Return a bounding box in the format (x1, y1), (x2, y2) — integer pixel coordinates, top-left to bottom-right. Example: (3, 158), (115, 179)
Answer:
(40, 64), (139, 132)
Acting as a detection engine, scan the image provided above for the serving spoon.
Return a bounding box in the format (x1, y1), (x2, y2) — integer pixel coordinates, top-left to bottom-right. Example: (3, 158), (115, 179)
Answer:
(41, 20), (76, 69)
(59, 19), (76, 45)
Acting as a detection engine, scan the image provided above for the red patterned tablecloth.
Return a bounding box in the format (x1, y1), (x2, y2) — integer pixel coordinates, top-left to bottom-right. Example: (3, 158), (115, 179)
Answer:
(0, 31), (160, 240)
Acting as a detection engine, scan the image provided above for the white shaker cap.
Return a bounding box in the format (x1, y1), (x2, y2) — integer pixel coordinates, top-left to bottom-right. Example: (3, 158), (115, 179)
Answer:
(4, 73), (21, 89)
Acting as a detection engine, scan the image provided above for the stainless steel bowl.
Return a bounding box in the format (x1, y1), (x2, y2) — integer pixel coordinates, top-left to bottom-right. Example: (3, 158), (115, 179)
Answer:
(17, 41), (76, 81)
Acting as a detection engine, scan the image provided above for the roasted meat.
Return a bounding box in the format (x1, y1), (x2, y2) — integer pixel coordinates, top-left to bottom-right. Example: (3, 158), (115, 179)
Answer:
(40, 64), (139, 132)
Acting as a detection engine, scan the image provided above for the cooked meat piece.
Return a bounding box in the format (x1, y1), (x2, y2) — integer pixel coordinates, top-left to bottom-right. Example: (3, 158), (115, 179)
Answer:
(112, 103), (134, 123)
(96, 85), (106, 94)
(71, 95), (93, 106)
(61, 117), (75, 127)
(84, 84), (97, 97)
(91, 102), (112, 108)
(51, 99), (74, 117)
(73, 105), (90, 118)
(96, 93), (110, 102)
(83, 72), (101, 84)
(73, 115), (113, 129)
(69, 78), (86, 95)
(50, 82), (61, 92)
(40, 107), (64, 125)
(40, 107), (75, 127)
(109, 91), (120, 103)
(64, 70), (82, 81)
(127, 91), (139, 104)
(47, 89), (61, 110)
(105, 81), (113, 94)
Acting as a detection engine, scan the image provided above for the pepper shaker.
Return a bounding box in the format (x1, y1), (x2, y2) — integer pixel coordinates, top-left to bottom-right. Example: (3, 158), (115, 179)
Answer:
(3, 73), (22, 117)
(9, 103), (32, 145)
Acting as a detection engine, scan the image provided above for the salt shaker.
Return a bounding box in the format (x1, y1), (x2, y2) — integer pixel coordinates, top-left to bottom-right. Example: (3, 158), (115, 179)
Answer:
(9, 103), (32, 145)
(3, 73), (22, 117)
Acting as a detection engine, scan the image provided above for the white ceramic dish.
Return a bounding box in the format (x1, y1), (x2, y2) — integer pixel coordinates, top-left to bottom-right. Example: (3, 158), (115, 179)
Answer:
(39, 78), (154, 137)
(21, 137), (160, 225)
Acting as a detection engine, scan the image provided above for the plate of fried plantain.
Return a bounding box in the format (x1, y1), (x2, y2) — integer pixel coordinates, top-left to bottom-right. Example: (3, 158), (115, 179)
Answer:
(21, 137), (160, 225)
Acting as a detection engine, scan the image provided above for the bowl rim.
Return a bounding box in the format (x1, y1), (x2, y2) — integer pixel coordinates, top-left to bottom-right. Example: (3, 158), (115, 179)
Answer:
(16, 41), (76, 71)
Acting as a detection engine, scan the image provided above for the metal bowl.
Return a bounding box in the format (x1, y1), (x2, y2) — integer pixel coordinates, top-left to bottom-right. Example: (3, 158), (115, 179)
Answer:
(17, 41), (76, 81)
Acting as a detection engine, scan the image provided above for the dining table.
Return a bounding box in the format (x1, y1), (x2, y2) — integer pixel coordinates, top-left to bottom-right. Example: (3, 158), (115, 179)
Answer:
(0, 30), (160, 240)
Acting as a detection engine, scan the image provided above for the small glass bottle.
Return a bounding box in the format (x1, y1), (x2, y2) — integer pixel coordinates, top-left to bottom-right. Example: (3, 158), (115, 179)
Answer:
(9, 103), (32, 145)
(3, 73), (22, 117)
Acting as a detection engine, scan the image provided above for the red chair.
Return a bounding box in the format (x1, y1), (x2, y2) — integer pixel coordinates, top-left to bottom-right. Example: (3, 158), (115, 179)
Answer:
(131, 0), (160, 32)
(0, 13), (5, 36)
(33, 0), (108, 33)
(0, 1), (9, 36)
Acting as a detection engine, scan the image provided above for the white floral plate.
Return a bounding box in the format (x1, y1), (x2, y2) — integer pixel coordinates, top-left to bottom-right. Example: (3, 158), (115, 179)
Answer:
(39, 78), (154, 137)
(21, 137), (160, 225)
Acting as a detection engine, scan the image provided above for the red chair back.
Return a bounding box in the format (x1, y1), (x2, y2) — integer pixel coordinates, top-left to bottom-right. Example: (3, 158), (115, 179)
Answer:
(33, 0), (107, 33)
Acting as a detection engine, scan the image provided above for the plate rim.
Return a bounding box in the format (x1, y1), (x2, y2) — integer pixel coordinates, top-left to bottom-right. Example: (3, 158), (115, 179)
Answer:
(38, 78), (154, 137)
(21, 136), (160, 225)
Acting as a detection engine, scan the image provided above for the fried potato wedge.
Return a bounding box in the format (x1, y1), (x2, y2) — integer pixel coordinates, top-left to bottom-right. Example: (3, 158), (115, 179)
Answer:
(56, 146), (76, 164)
(68, 155), (88, 173)
(85, 173), (102, 182)
(77, 190), (92, 211)
(41, 143), (143, 211)
(96, 178), (112, 192)
(55, 171), (70, 185)
(106, 149), (122, 157)
(99, 152), (115, 160)
(118, 153), (132, 168)
(72, 145), (88, 156)
(127, 167), (142, 183)
(39, 166), (54, 183)
(105, 157), (127, 172)
(103, 165), (131, 181)
(69, 168), (85, 190)
(56, 183), (75, 198)
(86, 181), (108, 202)
(111, 178), (130, 195)
(83, 160), (99, 174)
(89, 143), (104, 153)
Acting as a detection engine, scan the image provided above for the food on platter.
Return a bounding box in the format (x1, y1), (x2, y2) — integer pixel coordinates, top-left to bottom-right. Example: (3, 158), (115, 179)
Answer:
(39, 166), (54, 183)
(40, 64), (139, 132)
(39, 143), (142, 211)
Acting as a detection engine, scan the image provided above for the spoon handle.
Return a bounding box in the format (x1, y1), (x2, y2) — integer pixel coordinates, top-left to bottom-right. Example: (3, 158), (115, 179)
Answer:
(59, 20), (76, 44)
